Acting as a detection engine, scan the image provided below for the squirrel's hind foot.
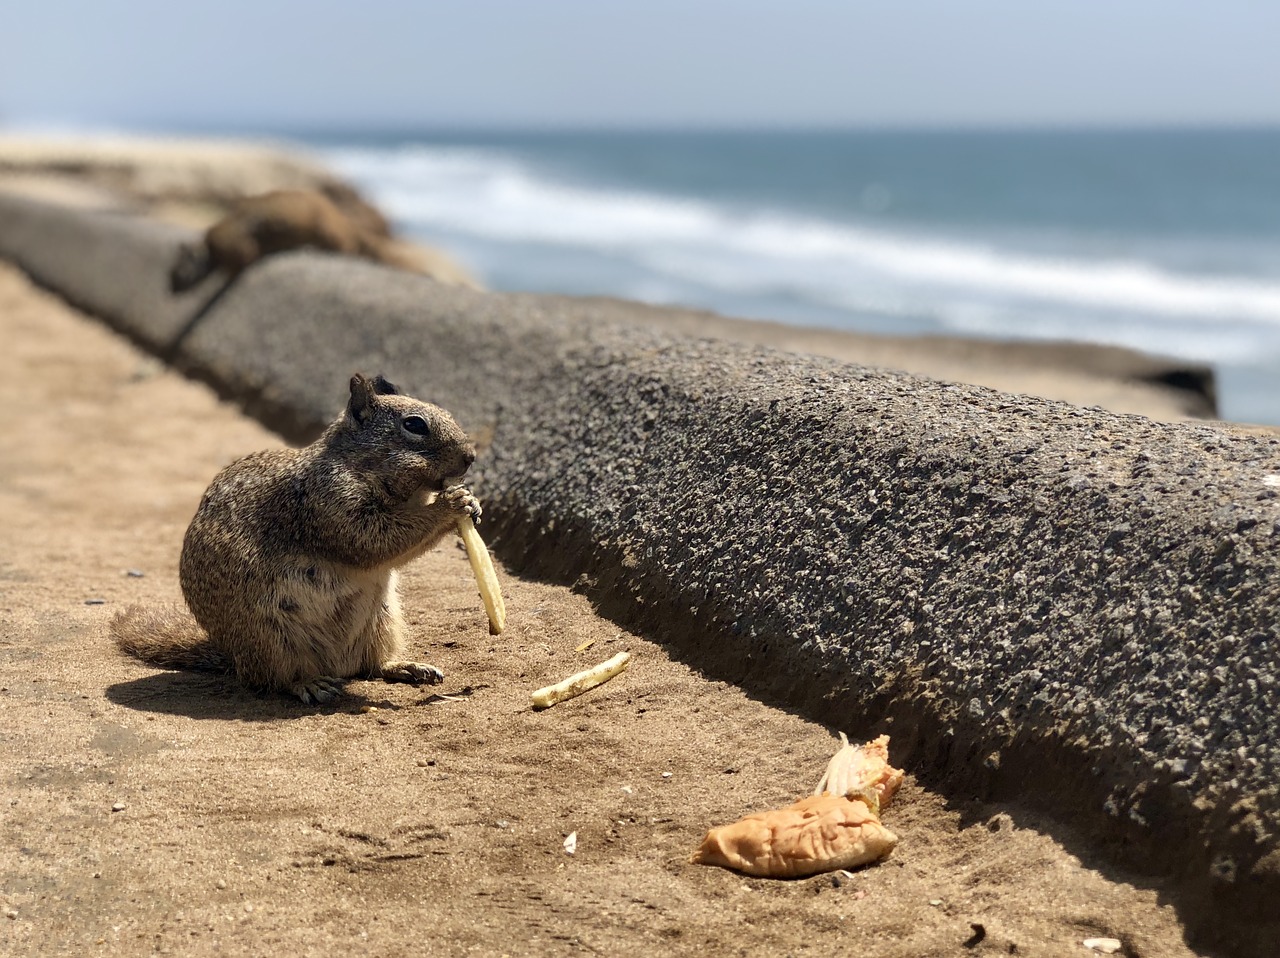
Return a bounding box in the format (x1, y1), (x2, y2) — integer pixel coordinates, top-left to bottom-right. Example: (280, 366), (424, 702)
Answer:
(291, 676), (347, 704)
(380, 661), (445, 686)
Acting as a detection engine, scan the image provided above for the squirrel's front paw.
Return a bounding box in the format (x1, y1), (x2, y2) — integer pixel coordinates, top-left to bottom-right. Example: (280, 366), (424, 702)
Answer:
(443, 484), (483, 525)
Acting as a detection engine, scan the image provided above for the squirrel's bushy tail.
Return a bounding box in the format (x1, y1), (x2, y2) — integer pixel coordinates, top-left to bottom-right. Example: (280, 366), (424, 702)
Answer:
(110, 604), (228, 672)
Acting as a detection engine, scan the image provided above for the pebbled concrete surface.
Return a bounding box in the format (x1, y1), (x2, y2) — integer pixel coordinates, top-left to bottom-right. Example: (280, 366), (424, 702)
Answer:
(3, 192), (1279, 956)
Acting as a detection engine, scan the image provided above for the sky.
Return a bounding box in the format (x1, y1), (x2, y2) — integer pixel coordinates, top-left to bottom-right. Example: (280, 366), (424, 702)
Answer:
(4, 0), (1280, 132)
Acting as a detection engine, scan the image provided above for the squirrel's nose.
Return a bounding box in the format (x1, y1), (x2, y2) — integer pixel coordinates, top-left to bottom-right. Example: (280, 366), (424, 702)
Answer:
(461, 446), (476, 471)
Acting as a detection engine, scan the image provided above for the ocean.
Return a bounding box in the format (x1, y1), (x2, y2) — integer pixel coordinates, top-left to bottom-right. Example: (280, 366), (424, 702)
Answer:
(301, 129), (1280, 425)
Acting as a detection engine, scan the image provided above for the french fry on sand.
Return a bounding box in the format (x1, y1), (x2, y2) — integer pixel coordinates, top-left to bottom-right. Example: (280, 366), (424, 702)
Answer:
(531, 651), (631, 710)
(456, 515), (505, 635)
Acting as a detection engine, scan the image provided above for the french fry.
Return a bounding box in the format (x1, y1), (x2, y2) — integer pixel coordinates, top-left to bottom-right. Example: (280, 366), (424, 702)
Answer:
(531, 651), (631, 710)
(456, 515), (505, 635)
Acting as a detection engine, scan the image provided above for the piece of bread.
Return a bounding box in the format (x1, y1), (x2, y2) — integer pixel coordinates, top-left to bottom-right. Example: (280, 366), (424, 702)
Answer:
(691, 793), (898, 878)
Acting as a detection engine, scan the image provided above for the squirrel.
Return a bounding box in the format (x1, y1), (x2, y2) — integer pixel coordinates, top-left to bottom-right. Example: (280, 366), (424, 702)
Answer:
(168, 189), (475, 292)
(111, 373), (481, 704)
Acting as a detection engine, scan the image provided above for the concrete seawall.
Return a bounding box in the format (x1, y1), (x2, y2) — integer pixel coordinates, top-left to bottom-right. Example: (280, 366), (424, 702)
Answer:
(3, 192), (1278, 955)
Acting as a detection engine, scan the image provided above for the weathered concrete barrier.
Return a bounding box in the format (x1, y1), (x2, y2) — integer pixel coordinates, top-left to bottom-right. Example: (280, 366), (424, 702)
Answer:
(3, 192), (1278, 956)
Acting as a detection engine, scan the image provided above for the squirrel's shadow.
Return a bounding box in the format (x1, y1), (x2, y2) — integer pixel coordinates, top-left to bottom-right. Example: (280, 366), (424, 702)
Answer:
(105, 670), (396, 722)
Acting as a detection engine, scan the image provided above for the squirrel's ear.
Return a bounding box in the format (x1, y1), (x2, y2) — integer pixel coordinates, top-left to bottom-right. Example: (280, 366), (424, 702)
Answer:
(347, 374), (377, 426)
(371, 375), (402, 396)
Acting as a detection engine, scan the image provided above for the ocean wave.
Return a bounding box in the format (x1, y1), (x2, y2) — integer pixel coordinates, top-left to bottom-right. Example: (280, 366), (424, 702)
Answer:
(326, 144), (1280, 359)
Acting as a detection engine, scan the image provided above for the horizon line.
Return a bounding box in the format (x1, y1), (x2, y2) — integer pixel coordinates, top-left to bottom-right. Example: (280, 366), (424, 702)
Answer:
(7, 116), (1280, 139)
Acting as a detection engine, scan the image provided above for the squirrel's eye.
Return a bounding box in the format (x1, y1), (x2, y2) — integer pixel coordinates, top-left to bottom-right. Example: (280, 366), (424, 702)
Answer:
(402, 415), (431, 438)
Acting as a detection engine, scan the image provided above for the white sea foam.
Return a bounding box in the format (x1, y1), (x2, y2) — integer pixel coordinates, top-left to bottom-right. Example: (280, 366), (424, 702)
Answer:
(326, 145), (1280, 363)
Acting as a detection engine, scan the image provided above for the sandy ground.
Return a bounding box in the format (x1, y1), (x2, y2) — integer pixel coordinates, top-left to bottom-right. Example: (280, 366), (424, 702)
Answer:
(0, 134), (342, 203)
(0, 259), (1207, 957)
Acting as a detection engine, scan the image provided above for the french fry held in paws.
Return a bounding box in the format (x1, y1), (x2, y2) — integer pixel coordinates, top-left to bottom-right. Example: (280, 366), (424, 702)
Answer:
(456, 515), (505, 635)
(531, 651), (631, 710)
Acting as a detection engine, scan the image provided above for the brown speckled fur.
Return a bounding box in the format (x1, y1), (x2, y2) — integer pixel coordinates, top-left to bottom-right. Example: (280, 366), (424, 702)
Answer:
(111, 373), (478, 703)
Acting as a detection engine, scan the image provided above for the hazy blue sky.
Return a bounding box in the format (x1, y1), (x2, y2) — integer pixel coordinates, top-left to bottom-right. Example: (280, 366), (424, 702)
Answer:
(5, 0), (1280, 131)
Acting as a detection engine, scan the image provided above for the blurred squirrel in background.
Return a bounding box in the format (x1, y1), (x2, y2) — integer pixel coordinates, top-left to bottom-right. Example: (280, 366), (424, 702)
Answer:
(168, 189), (474, 291)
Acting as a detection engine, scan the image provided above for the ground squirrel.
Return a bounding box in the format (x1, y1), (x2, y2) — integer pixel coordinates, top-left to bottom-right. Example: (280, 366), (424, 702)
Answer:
(168, 189), (457, 292)
(111, 373), (480, 704)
